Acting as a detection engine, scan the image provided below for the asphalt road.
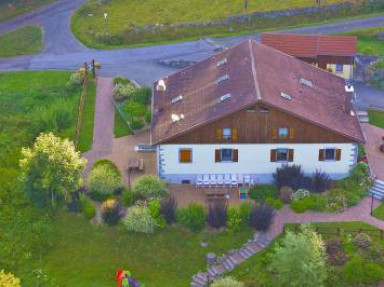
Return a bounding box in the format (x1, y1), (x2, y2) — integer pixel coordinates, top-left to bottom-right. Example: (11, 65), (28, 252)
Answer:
(0, 0), (384, 109)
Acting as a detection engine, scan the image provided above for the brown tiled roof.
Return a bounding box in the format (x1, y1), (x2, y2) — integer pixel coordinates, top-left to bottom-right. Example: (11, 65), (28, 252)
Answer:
(261, 33), (357, 58)
(151, 40), (364, 145)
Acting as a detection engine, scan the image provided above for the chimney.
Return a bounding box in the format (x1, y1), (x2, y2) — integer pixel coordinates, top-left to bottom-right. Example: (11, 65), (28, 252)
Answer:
(156, 79), (166, 92)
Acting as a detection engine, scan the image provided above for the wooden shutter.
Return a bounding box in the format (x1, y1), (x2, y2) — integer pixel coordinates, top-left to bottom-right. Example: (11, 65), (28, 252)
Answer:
(289, 128), (295, 139)
(272, 128), (278, 139)
(179, 149), (191, 163)
(232, 128), (238, 141)
(215, 149), (221, 162)
(288, 149), (294, 162)
(270, 149), (277, 162)
(233, 149), (239, 162)
(335, 149), (342, 161)
(318, 149), (324, 161)
(216, 128), (222, 140)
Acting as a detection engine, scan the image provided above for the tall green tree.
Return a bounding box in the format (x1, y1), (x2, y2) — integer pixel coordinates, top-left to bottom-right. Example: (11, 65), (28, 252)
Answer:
(20, 133), (87, 208)
(269, 224), (328, 286)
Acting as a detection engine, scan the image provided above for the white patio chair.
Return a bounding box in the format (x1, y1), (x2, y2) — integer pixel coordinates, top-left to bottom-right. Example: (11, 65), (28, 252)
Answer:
(203, 174), (210, 188)
(230, 174), (238, 187)
(196, 175), (203, 188)
(244, 175), (251, 187)
(217, 174), (224, 187)
(250, 178), (255, 187)
(210, 174), (217, 188)
(237, 174), (244, 186)
(224, 174), (231, 187)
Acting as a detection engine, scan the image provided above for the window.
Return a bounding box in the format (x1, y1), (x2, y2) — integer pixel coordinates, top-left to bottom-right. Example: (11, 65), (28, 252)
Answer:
(324, 148), (336, 161)
(179, 149), (192, 163)
(276, 149), (289, 162)
(278, 128), (289, 139)
(215, 149), (239, 162)
(223, 128), (232, 139)
(336, 64), (343, 73)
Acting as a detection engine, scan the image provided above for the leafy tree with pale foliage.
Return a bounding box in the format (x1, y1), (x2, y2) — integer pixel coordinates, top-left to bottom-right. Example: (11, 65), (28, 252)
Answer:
(269, 224), (328, 287)
(211, 276), (244, 287)
(132, 175), (167, 199)
(20, 133), (87, 208)
(0, 270), (21, 287)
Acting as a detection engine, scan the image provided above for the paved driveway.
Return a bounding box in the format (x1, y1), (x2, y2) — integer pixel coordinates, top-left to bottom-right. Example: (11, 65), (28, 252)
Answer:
(361, 123), (384, 181)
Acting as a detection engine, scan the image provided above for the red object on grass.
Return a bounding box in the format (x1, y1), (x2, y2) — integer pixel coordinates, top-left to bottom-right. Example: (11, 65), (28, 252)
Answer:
(116, 269), (124, 287)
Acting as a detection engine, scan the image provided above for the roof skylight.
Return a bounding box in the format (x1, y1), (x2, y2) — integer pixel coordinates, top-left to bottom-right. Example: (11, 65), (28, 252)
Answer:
(299, 78), (313, 87)
(171, 95), (183, 104)
(220, 93), (232, 102)
(280, 92), (292, 100)
(217, 74), (230, 84)
(171, 113), (185, 123)
(216, 58), (227, 67)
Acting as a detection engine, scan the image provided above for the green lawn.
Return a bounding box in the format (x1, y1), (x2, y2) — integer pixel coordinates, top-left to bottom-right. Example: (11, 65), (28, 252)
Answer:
(77, 80), (96, 152)
(373, 203), (384, 221)
(114, 108), (132, 138)
(71, 0), (370, 48)
(230, 222), (382, 286)
(368, 109), (384, 129)
(339, 26), (384, 55)
(0, 0), (54, 22)
(0, 25), (43, 57)
(43, 212), (253, 286)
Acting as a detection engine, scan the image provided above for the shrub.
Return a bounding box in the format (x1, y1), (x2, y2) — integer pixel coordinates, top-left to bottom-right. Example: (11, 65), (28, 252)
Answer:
(310, 194), (328, 211)
(279, 186), (293, 204)
(211, 276), (244, 287)
(227, 205), (242, 232)
(250, 184), (279, 201)
(160, 196), (177, 224)
(131, 117), (144, 130)
(67, 72), (84, 86)
(327, 189), (347, 212)
(343, 256), (384, 285)
(87, 165), (122, 201)
(325, 237), (347, 266)
(130, 87), (152, 106)
(206, 203), (227, 229)
(113, 83), (135, 102)
(291, 189), (310, 202)
(132, 175), (167, 199)
(148, 199), (166, 229)
(290, 196), (316, 213)
(79, 194), (96, 220)
(176, 203), (206, 232)
(122, 188), (142, 207)
(353, 233), (372, 249)
(144, 109), (151, 123)
(0, 270), (21, 287)
(123, 205), (157, 233)
(273, 165), (310, 190)
(239, 203), (252, 226)
(249, 203), (274, 232)
(101, 199), (122, 226)
(114, 76), (131, 86)
(265, 197), (283, 210)
(311, 170), (330, 193)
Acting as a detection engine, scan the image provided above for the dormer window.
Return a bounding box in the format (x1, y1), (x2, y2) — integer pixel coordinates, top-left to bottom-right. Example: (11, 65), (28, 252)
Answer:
(220, 93), (232, 102)
(280, 92), (292, 100)
(223, 128), (232, 139)
(217, 74), (230, 84)
(299, 78), (313, 87)
(171, 95), (183, 104)
(216, 58), (227, 67)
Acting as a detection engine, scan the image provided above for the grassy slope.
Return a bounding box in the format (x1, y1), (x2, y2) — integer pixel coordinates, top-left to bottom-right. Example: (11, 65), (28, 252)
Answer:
(230, 222), (381, 286)
(0, 0), (54, 22)
(373, 203), (384, 221)
(114, 108), (132, 138)
(0, 25), (43, 57)
(77, 80), (96, 152)
(71, 0), (367, 48)
(339, 26), (384, 55)
(368, 110), (384, 129)
(43, 212), (253, 286)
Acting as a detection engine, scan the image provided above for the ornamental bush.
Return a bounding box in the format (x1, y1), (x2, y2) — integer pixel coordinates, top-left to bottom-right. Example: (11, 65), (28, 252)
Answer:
(0, 270), (21, 287)
(67, 72), (84, 86)
(101, 199), (122, 226)
(279, 186), (293, 204)
(87, 164), (122, 201)
(176, 203), (206, 232)
(265, 197), (284, 210)
(249, 203), (274, 232)
(122, 188), (142, 207)
(327, 189), (348, 212)
(343, 256), (384, 285)
(273, 165), (311, 190)
(132, 175), (167, 199)
(226, 205), (242, 232)
(311, 170), (330, 193)
(206, 203), (227, 229)
(160, 195), (177, 224)
(239, 203), (252, 226)
(250, 184), (279, 202)
(123, 204), (157, 233)
(211, 276), (244, 287)
(148, 198), (166, 229)
(79, 194), (96, 220)
(113, 83), (136, 102)
(291, 189), (310, 202)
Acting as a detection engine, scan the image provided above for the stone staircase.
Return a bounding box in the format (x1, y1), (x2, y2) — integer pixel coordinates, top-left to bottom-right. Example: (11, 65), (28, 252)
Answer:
(370, 179), (384, 200)
(357, 110), (369, 123)
(191, 233), (272, 287)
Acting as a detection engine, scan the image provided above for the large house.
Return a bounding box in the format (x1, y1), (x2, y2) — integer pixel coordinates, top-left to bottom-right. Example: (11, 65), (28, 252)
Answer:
(261, 33), (357, 80)
(150, 40), (364, 185)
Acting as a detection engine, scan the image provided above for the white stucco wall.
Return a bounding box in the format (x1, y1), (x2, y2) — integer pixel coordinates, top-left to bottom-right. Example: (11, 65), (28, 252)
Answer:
(326, 63), (354, 79)
(158, 143), (357, 183)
